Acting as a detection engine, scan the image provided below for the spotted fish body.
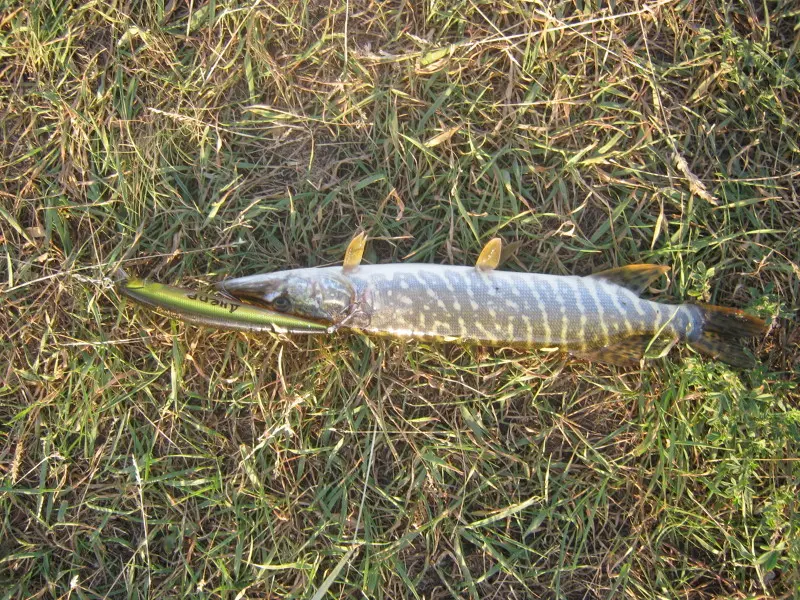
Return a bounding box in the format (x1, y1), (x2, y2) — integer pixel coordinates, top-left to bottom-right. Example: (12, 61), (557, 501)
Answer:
(218, 259), (766, 367)
(341, 265), (692, 351)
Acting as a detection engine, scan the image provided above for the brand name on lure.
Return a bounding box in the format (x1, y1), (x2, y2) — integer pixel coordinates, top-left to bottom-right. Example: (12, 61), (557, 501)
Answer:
(187, 293), (240, 314)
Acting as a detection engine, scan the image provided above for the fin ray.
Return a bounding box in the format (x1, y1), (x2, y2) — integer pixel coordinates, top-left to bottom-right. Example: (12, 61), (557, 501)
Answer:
(688, 304), (767, 368)
(588, 264), (670, 295)
(476, 237), (502, 271)
(574, 333), (678, 367)
(343, 232), (367, 272)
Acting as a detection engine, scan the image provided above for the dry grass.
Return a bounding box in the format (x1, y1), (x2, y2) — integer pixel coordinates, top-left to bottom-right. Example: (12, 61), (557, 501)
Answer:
(1, 0), (799, 598)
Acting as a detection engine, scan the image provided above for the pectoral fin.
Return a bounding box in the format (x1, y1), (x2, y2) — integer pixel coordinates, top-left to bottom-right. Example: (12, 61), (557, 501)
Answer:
(343, 232), (367, 272)
(476, 237), (502, 271)
(588, 264), (670, 295)
(573, 332), (679, 367)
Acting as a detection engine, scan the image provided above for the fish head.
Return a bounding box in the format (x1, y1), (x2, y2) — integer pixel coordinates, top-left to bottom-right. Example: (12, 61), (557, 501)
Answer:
(216, 268), (354, 323)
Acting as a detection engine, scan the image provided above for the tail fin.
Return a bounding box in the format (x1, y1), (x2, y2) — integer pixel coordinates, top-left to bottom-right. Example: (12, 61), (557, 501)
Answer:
(688, 304), (767, 368)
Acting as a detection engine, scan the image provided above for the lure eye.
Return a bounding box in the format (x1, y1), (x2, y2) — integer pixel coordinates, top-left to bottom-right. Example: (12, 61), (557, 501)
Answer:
(272, 295), (292, 312)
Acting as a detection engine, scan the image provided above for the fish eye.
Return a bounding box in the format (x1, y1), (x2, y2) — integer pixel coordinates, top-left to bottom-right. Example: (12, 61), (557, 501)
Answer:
(272, 295), (292, 312)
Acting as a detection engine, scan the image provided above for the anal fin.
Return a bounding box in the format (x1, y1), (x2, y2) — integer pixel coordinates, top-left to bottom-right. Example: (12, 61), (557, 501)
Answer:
(573, 333), (678, 367)
(588, 264), (670, 295)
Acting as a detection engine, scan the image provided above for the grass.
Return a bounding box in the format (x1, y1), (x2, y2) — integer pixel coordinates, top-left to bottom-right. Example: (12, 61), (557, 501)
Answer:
(1, 0), (799, 597)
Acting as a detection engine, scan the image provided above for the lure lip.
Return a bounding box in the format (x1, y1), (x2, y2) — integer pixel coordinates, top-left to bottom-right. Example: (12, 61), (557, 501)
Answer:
(117, 277), (330, 334)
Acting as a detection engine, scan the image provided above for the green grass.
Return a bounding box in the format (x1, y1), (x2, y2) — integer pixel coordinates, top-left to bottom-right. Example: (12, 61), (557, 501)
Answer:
(1, 0), (799, 597)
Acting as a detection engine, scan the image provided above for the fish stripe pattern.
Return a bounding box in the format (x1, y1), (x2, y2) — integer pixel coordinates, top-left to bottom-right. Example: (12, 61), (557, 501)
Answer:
(340, 265), (668, 350)
(217, 261), (768, 368)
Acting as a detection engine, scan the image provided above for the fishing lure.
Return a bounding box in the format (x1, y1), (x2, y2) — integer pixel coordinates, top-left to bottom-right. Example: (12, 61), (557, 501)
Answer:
(216, 234), (767, 367)
(118, 278), (328, 334)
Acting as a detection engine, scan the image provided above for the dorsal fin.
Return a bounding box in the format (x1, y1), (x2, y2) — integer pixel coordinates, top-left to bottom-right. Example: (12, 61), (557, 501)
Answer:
(343, 232), (367, 272)
(476, 237), (502, 271)
(588, 264), (669, 295)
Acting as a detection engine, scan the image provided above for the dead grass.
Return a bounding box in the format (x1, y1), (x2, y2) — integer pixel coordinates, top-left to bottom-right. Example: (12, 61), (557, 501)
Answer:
(1, 0), (799, 598)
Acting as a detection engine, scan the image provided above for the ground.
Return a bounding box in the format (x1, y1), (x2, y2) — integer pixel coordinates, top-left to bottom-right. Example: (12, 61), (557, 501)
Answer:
(1, 0), (799, 598)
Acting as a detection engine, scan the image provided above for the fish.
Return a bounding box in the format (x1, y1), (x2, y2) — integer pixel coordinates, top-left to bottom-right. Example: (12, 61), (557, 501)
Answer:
(117, 278), (329, 334)
(216, 234), (768, 368)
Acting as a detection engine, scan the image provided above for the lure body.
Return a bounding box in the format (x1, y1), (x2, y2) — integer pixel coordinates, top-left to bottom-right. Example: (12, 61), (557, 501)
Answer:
(217, 239), (767, 367)
(118, 279), (328, 334)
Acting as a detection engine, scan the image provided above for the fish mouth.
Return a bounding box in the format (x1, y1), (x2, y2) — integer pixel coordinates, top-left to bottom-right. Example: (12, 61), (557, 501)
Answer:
(220, 289), (274, 309)
(216, 276), (334, 327)
(215, 276), (278, 307)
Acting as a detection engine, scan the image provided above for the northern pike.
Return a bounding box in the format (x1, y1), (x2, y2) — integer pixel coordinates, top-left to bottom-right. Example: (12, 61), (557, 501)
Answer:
(118, 278), (328, 334)
(216, 235), (767, 368)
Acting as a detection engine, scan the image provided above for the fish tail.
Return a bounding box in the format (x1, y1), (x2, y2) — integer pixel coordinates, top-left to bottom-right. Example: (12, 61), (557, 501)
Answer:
(686, 304), (768, 368)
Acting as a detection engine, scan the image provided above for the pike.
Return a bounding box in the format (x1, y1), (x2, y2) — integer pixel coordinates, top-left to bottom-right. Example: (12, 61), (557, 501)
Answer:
(117, 278), (328, 334)
(216, 234), (768, 368)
